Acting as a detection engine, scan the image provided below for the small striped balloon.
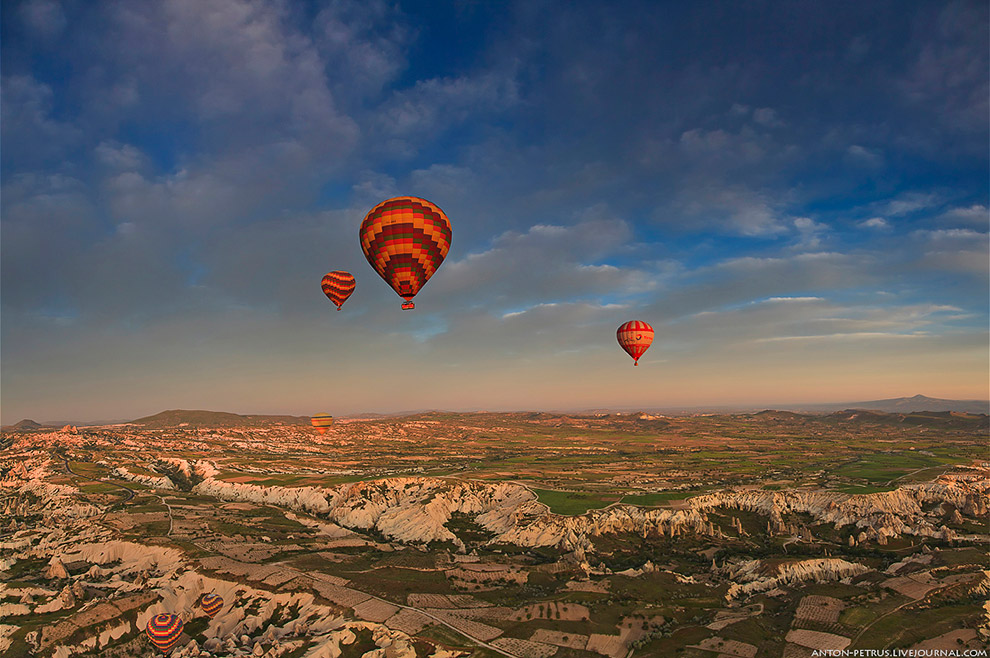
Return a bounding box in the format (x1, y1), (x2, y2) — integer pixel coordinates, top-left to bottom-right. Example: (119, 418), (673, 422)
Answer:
(200, 592), (224, 618)
(321, 271), (356, 310)
(146, 613), (183, 654)
(616, 320), (654, 366)
(311, 413), (334, 435)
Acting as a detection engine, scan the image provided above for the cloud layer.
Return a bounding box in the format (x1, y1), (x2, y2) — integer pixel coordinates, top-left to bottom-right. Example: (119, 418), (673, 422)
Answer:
(2, 0), (987, 421)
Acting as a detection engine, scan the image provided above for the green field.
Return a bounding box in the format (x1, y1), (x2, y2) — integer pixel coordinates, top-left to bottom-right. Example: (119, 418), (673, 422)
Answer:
(834, 484), (899, 494)
(621, 490), (707, 506)
(830, 451), (952, 484)
(852, 602), (985, 649)
(531, 488), (618, 515)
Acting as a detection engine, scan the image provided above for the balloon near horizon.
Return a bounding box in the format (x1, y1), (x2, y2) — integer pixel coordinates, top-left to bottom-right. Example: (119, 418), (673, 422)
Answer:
(359, 196), (452, 310)
(321, 271), (356, 311)
(310, 413), (334, 434)
(617, 320), (654, 366)
(146, 613), (183, 654)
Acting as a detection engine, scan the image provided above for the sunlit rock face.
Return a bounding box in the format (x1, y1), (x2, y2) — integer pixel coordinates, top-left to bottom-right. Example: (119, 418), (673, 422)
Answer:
(689, 473), (988, 542)
(180, 459), (987, 553)
(112, 466), (176, 490)
(185, 468), (708, 552)
(723, 558), (871, 600)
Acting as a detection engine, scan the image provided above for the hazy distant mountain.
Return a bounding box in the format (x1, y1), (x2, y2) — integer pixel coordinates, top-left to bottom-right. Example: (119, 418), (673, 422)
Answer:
(9, 419), (44, 431)
(825, 409), (989, 430)
(791, 394), (989, 415)
(130, 409), (309, 428)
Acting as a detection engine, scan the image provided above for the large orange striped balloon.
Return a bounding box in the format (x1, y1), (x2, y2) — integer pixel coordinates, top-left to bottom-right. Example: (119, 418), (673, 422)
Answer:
(617, 320), (654, 366)
(146, 613), (183, 653)
(359, 197), (451, 310)
(200, 592), (224, 618)
(321, 271), (356, 310)
(311, 413), (333, 435)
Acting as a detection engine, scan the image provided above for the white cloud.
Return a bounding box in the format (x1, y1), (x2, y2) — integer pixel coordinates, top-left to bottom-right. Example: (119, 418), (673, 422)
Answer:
(431, 217), (650, 307)
(106, 0), (359, 155)
(859, 217), (890, 230)
(920, 249), (990, 276)
(671, 295), (967, 351)
(314, 0), (412, 101)
(791, 217), (829, 251)
(879, 192), (939, 216)
(754, 332), (927, 343)
(845, 144), (884, 168)
(351, 172), (398, 205)
(937, 204), (988, 226)
(0, 75), (80, 165)
(373, 68), (520, 156)
(94, 142), (148, 171)
(675, 184), (788, 236)
(752, 107), (783, 128)
(913, 228), (987, 241)
(762, 297), (824, 303)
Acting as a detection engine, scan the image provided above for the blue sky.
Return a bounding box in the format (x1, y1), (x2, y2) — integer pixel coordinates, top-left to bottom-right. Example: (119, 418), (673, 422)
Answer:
(2, 0), (987, 422)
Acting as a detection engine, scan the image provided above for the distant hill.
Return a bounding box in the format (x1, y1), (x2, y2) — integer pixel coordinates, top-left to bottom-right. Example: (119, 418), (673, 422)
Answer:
(9, 419), (44, 431)
(826, 409), (988, 430)
(751, 410), (809, 421)
(130, 409), (309, 428)
(792, 394), (988, 415)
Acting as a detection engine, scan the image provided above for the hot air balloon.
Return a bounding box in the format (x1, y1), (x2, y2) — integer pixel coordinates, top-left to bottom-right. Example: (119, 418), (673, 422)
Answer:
(199, 592), (224, 618)
(311, 413), (334, 435)
(146, 613), (184, 654)
(359, 196), (451, 310)
(321, 271), (356, 310)
(617, 320), (654, 366)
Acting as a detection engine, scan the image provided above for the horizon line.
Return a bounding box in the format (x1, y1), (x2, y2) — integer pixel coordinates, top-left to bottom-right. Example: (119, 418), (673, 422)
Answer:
(5, 393), (989, 426)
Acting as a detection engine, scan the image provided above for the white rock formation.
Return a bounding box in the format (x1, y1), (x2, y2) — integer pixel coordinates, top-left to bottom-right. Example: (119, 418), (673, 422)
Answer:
(724, 558), (870, 600)
(112, 467), (176, 490)
(158, 459), (989, 555)
(690, 472), (988, 543)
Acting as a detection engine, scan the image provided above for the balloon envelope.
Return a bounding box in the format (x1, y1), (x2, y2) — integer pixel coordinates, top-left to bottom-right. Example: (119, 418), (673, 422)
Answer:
(617, 320), (654, 365)
(146, 613), (183, 653)
(322, 271), (356, 310)
(359, 197), (451, 310)
(311, 413), (333, 435)
(200, 593), (224, 618)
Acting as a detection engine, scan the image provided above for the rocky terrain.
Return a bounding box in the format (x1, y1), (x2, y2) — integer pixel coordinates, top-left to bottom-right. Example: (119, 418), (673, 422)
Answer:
(2, 412), (988, 657)
(173, 459), (985, 556)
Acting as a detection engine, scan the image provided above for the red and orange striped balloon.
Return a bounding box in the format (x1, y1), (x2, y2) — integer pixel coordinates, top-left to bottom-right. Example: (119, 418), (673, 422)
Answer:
(617, 320), (654, 366)
(146, 613), (183, 654)
(200, 592), (223, 618)
(359, 197), (451, 310)
(321, 271), (356, 310)
(311, 413), (333, 435)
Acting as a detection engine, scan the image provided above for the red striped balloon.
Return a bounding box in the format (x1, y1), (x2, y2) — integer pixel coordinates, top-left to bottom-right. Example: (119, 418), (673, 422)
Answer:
(321, 271), (356, 310)
(200, 592), (224, 618)
(359, 197), (451, 310)
(617, 320), (654, 366)
(146, 613), (183, 654)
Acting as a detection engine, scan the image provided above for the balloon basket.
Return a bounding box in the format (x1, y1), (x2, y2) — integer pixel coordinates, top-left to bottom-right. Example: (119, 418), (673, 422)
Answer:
(401, 301), (415, 310)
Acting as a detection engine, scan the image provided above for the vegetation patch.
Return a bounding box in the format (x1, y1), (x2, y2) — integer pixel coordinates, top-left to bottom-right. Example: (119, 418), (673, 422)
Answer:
(831, 451), (950, 484)
(621, 490), (707, 506)
(531, 488), (617, 515)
